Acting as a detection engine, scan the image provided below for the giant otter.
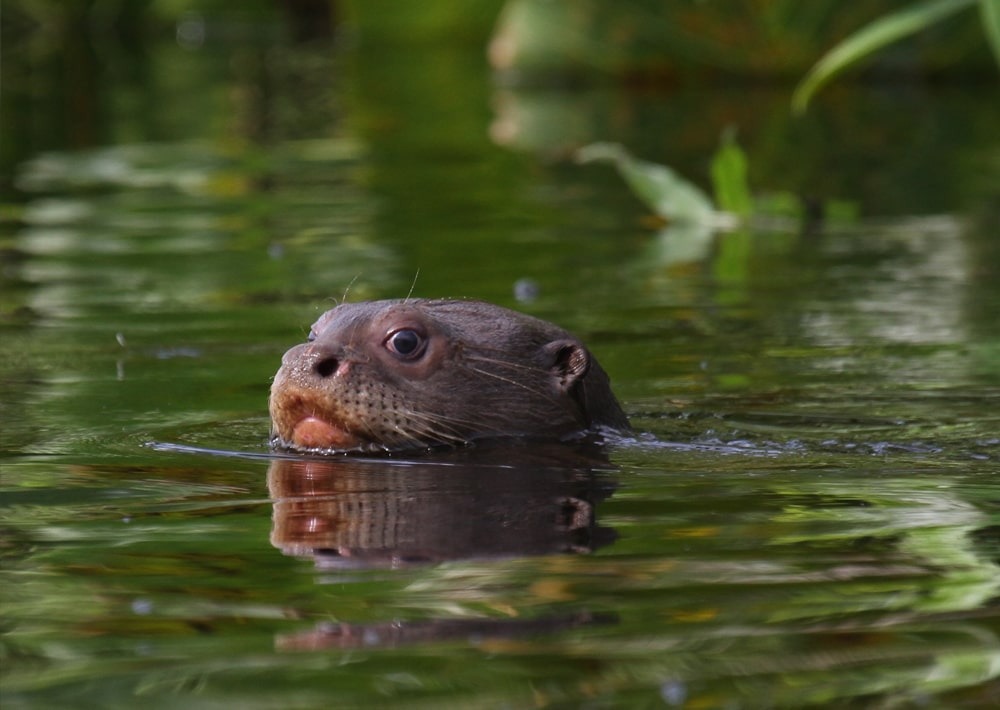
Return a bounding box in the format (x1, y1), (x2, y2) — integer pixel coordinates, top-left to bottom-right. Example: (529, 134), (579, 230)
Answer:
(269, 299), (629, 453)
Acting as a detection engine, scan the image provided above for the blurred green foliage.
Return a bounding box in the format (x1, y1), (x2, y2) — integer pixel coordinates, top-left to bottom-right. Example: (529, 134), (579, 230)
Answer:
(794, 0), (1000, 112)
(488, 0), (997, 80)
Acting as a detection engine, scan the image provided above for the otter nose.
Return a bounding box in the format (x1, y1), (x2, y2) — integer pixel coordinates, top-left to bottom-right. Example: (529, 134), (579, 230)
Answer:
(279, 342), (345, 378)
(302, 342), (349, 379)
(314, 353), (339, 378)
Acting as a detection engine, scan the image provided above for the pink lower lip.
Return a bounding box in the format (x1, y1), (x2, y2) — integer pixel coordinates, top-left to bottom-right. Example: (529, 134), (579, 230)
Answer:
(292, 416), (361, 450)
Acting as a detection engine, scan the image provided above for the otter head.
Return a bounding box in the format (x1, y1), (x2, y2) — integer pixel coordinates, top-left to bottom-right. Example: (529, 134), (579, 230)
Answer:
(268, 299), (629, 454)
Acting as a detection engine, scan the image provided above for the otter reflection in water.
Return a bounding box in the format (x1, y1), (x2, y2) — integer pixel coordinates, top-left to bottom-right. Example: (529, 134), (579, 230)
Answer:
(269, 299), (629, 454)
(267, 445), (619, 650)
(267, 444), (618, 568)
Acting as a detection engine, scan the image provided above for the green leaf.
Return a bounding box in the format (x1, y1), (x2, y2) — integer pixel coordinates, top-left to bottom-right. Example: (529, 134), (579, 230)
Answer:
(980, 0), (1000, 69)
(792, 0), (976, 114)
(710, 128), (753, 218)
(577, 142), (715, 225)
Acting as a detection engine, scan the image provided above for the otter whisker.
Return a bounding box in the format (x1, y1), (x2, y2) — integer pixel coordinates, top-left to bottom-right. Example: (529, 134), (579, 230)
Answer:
(461, 363), (548, 395)
(400, 405), (475, 425)
(460, 364), (569, 412)
(341, 274), (361, 305)
(394, 424), (463, 449)
(462, 352), (550, 376)
(385, 415), (461, 449)
(396, 409), (473, 442)
(349, 403), (468, 448)
(355, 414), (384, 446)
(404, 268), (420, 303)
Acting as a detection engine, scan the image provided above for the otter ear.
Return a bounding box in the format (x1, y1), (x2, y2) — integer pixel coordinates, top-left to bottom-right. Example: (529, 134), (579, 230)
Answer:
(545, 339), (591, 392)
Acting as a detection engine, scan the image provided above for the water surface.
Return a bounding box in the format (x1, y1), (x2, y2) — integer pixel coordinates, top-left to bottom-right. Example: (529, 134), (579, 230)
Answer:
(2, 19), (999, 709)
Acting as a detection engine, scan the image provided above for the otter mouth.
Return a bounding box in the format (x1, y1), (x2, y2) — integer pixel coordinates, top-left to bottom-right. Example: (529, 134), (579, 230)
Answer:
(289, 416), (362, 450)
(271, 428), (367, 454)
(271, 406), (373, 454)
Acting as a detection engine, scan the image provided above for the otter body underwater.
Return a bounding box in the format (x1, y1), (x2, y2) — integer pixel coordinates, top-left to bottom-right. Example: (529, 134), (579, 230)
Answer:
(269, 299), (630, 454)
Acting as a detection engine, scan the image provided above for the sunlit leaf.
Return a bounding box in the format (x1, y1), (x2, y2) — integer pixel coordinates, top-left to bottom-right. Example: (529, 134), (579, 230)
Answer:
(980, 0), (1000, 69)
(577, 142), (714, 225)
(793, 0), (976, 114)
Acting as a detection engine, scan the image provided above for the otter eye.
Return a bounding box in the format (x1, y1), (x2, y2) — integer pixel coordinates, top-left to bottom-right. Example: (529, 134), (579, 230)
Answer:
(307, 331), (317, 343)
(385, 328), (425, 359)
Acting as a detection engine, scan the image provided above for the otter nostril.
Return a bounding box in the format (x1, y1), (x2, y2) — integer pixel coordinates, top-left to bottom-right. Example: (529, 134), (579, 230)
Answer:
(314, 357), (339, 378)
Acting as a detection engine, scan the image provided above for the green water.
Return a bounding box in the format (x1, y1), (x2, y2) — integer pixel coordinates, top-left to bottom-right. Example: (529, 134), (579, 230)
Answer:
(3, 11), (1000, 709)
